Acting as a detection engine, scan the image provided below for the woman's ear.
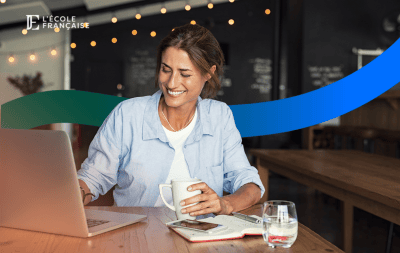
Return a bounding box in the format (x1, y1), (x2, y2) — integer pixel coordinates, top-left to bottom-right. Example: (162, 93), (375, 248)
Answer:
(206, 65), (217, 80)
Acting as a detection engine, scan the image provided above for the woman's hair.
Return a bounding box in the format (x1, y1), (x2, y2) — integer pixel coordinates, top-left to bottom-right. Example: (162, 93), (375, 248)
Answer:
(155, 24), (224, 99)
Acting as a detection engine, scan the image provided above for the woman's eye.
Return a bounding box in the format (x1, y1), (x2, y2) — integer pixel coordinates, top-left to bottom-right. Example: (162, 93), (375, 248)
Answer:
(181, 74), (191, 78)
(162, 68), (171, 73)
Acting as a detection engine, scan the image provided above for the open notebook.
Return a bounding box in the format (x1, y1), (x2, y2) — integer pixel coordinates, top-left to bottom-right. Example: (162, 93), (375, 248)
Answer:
(167, 215), (263, 242)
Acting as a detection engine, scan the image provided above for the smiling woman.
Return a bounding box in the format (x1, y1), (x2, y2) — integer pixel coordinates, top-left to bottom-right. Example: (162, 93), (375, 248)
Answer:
(77, 23), (265, 217)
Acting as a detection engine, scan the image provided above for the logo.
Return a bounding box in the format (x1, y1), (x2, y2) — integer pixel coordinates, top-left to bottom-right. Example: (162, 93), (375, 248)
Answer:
(26, 15), (89, 30)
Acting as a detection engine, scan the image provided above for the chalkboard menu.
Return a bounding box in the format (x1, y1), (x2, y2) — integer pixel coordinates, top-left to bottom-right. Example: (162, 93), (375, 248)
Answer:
(249, 58), (272, 94)
(307, 65), (344, 88)
(302, 0), (400, 93)
(125, 49), (158, 97)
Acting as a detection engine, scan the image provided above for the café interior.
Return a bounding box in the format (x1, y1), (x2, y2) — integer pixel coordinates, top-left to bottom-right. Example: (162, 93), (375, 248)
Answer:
(1, 0), (400, 252)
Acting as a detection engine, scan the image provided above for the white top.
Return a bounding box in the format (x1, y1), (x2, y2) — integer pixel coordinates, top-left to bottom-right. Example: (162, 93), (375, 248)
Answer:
(154, 108), (198, 207)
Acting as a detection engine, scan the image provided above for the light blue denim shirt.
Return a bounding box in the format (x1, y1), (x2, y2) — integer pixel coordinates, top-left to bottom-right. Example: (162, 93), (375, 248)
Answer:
(77, 90), (265, 206)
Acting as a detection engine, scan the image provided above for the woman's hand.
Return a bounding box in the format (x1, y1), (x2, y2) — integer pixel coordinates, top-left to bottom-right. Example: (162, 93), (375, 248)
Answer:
(180, 182), (262, 217)
(180, 182), (233, 216)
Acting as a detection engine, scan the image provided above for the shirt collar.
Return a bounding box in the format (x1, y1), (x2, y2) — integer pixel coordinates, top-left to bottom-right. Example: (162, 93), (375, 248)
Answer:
(142, 90), (213, 142)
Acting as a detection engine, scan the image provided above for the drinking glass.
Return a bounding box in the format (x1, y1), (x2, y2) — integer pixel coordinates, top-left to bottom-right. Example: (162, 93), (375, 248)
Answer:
(262, 200), (298, 248)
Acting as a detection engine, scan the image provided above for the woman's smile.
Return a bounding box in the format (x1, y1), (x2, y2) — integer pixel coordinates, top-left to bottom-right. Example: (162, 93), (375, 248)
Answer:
(167, 89), (186, 96)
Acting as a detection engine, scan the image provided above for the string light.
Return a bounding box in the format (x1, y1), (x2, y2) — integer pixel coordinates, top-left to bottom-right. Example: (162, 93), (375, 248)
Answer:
(1, 0), (6, 3)
(208, 2), (213, 9)
(8, 55), (15, 63)
(83, 17), (89, 28)
(51, 49), (57, 56)
(90, 41), (96, 47)
(111, 16), (118, 23)
(71, 43), (77, 49)
(172, 28), (175, 31)
(136, 8), (142, 19)
(150, 31), (156, 37)
(265, 9), (271, 15)
(161, 3), (167, 14)
(185, 3), (191, 11)
(112, 38), (117, 43)
(190, 20), (196, 25)
(54, 27), (60, 33)
(228, 19), (234, 25)
(22, 29), (28, 35)
(132, 30), (138, 35)
(229, 0), (234, 2)
(29, 53), (36, 61)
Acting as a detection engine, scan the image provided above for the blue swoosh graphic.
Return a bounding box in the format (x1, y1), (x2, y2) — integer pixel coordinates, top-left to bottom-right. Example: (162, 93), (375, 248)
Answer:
(1, 38), (400, 137)
(231, 38), (400, 137)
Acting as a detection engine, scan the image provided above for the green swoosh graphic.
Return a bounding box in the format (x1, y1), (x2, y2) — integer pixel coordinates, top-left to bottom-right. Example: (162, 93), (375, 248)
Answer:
(1, 90), (126, 129)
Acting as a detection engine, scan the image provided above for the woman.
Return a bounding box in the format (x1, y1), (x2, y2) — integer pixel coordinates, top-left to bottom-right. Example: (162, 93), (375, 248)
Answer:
(77, 24), (265, 217)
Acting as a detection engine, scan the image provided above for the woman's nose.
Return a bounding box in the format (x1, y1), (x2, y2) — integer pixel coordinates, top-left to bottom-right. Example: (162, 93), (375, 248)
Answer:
(166, 72), (179, 89)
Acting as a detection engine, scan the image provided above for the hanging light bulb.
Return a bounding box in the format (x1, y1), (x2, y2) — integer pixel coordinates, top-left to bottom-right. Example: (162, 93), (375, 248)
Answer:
(112, 37), (117, 43)
(71, 43), (77, 49)
(228, 19), (234, 25)
(54, 27), (60, 33)
(51, 49), (57, 56)
(150, 31), (156, 37)
(265, 9), (271, 15)
(8, 55), (15, 63)
(91, 41), (96, 47)
(1, 0), (6, 4)
(136, 8), (142, 19)
(30, 53), (36, 61)
(185, 1), (191, 11)
(83, 17), (89, 28)
(229, 0), (235, 2)
(22, 29), (28, 35)
(132, 29), (138, 35)
(161, 2), (167, 14)
(111, 13), (118, 23)
(190, 20), (196, 25)
(208, 2), (213, 9)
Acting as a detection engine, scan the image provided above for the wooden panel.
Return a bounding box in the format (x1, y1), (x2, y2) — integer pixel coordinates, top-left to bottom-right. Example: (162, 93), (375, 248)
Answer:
(341, 91), (400, 131)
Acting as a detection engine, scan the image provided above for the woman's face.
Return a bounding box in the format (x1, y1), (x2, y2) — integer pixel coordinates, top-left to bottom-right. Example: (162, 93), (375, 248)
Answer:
(158, 46), (209, 110)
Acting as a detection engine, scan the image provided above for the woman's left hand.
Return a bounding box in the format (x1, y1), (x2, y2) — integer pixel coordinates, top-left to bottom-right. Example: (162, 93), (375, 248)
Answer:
(180, 182), (233, 216)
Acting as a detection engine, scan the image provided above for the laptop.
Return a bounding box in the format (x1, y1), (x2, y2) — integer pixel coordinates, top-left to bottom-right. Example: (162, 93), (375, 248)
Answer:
(0, 128), (147, 237)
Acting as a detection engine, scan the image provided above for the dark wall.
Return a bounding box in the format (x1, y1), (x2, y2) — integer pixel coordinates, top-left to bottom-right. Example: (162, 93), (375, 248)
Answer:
(302, 0), (400, 94)
(71, 0), (275, 105)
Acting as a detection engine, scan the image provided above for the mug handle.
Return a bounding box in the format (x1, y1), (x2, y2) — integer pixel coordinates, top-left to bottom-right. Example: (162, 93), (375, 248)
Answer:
(159, 184), (175, 211)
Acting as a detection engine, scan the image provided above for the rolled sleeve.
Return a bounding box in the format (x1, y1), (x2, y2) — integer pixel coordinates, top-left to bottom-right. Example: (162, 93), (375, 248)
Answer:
(77, 103), (123, 201)
(221, 105), (265, 199)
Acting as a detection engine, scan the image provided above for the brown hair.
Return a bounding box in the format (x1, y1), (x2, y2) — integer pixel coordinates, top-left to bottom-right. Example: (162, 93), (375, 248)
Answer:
(154, 24), (224, 99)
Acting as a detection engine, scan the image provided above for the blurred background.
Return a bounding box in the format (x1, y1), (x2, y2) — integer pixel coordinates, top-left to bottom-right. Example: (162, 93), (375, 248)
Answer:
(1, 0), (400, 252)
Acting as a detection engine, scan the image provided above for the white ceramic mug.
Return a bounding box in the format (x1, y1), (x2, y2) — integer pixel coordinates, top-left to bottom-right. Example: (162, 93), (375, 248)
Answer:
(159, 178), (202, 220)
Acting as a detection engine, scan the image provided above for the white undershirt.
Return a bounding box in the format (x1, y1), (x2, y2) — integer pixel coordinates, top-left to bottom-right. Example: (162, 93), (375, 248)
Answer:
(154, 108), (198, 207)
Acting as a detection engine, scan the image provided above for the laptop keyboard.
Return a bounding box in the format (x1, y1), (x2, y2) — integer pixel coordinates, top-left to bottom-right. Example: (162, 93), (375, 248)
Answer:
(87, 218), (110, 228)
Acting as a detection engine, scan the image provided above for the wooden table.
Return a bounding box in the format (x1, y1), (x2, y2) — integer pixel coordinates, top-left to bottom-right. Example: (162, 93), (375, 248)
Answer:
(0, 205), (343, 253)
(250, 149), (400, 253)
